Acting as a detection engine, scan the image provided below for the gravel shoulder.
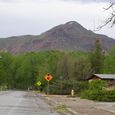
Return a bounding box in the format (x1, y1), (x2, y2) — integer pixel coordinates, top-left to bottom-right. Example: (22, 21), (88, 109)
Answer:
(43, 95), (115, 115)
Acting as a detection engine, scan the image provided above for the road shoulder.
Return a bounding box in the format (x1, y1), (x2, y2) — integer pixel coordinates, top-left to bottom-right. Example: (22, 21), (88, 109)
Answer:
(41, 94), (115, 115)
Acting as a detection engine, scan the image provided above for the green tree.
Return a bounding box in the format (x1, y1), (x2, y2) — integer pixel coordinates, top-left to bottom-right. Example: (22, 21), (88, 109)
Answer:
(90, 39), (104, 74)
(14, 52), (38, 89)
(0, 52), (13, 88)
(56, 54), (71, 80)
(103, 46), (115, 73)
(73, 58), (93, 81)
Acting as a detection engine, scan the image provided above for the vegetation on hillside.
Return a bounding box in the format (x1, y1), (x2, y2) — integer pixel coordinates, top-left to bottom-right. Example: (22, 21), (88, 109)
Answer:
(0, 41), (115, 101)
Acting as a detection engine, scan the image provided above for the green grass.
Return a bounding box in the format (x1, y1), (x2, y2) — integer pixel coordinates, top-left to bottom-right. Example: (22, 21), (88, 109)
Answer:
(53, 104), (68, 114)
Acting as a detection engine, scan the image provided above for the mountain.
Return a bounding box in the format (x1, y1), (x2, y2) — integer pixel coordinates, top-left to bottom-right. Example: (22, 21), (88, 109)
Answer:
(0, 21), (115, 54)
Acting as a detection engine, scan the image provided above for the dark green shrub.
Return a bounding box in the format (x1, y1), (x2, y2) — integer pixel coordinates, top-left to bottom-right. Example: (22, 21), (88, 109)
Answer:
(47, 80), (88, 95)
(48, 80), (72, 95)
(72, 81), (88, 95)
(101, 90), (115, 102)
(81, 80), (115, 102)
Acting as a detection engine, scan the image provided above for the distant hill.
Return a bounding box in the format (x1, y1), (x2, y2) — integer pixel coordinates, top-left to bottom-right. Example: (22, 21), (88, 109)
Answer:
(0, 21), (115, 54)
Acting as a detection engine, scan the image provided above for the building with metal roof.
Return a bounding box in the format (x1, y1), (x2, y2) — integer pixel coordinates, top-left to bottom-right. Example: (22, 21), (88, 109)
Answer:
(87, 74), (115, 85)
(88, 74), (115, 80)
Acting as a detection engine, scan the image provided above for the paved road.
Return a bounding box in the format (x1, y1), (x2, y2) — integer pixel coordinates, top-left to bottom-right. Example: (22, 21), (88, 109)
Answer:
(0, 91), (59, 115)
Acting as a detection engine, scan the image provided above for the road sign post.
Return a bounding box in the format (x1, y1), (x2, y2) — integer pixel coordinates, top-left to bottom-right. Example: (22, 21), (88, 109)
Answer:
(47, 81), (49, 95)
(36, 81), (42, 93)
(44, 73), (53, 95)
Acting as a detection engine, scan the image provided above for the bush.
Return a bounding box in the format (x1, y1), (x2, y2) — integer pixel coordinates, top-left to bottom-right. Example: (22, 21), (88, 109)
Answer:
(47, 80), (88, 95)
(81, 80), (115, 102)
(100, 90), (115, 102)
(47, 80), (72, 95)
(81, 90), (102, 100)
(72, 81), (88, 96)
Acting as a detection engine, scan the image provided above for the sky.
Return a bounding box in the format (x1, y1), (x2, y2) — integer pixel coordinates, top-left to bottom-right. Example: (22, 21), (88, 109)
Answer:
(0, 0), (115, 38)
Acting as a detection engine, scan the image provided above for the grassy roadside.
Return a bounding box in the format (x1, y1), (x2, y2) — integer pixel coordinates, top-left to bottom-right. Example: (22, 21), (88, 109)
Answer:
(40, 94), (73, 115)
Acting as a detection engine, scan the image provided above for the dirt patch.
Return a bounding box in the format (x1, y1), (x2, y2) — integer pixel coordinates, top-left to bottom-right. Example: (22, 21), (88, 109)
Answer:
(45, 95), (115, 115)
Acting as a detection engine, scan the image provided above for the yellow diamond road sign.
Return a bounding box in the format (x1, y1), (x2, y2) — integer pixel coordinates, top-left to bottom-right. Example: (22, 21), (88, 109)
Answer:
(37, 81), (42, 86)
(44, 73), (53, 81)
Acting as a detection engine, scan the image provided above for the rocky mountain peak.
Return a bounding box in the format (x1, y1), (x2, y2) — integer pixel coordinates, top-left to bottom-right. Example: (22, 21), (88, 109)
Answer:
(66, 21), (77, 25)
(41, 21), (88, 38)
(63, 21), (88, 34)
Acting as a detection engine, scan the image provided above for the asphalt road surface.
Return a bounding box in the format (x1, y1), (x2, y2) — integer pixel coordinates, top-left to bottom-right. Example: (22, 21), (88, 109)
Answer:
(0, 91), (59, 115)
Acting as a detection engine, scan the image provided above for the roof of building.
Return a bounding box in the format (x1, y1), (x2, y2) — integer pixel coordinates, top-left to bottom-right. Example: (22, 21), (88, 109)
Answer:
(88, 74), (115, 80)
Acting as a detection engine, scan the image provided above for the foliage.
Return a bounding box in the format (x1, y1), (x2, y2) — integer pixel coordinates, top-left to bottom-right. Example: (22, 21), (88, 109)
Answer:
(56, 52), (92, 81)
(88, 80), (106, 90)
(72, 57), (93, 80)
(89, 40), (104, 74)
(0, 46), (114, 97)
(0, 52), (13, 88)
(81, 80), (115, 102)
(49, 80), (88, 95)
(103, 46), (115, 73)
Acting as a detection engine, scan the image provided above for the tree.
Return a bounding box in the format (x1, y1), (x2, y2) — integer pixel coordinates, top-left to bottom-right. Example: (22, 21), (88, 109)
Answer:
(105, 2), (115, 26)
(73, 58), (93, 81)
(11, 55), (23, 88)
(56, 54), (71, 80)
(103, 46), (115, 73)
(98, 2), (115, 30)
(90, 39), (104, 74)
(0, 52), (13, 88)
(14, 52), (38, 89)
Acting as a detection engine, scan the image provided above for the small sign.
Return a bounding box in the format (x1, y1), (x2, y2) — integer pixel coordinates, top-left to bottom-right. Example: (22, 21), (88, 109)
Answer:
(36, 81), (42, 86)
(44, 73), (53, 81)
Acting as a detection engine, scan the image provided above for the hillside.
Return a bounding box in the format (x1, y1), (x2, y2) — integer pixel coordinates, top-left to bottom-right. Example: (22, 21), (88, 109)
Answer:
(0, 21), (115, 54)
